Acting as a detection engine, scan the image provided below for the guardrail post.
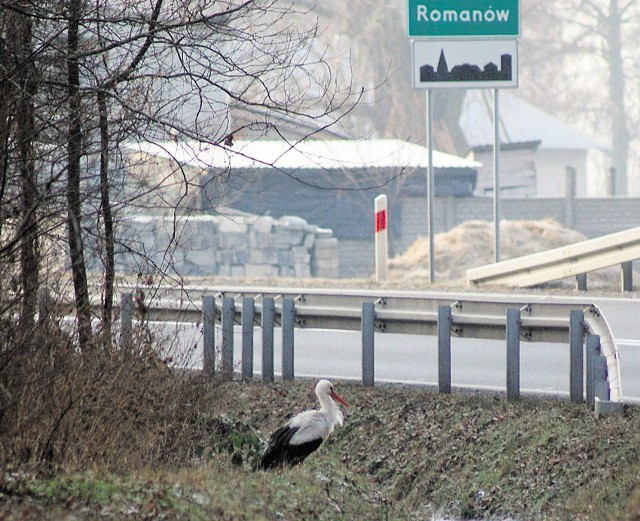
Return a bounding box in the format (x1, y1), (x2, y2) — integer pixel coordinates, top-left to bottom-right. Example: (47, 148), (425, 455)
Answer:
(564, 165), (576, 228)
(438, 305), (452, 394)
(569, 309), (584, 403)
(576, 273), (587, 291)
(362, 302), (376, 387)
(262, 297), (275, 383)
(506, 308), (521, 401)
(593, 355), (609, 402)
(120, 292), (133, 348)
(282, 298), (296, 381)
(241, 297), (255, 381)
(222, 296), (235, 381)
(586, 334), (600, 409)
(621, 261), (633, 292)
(202, 296), (216, 376)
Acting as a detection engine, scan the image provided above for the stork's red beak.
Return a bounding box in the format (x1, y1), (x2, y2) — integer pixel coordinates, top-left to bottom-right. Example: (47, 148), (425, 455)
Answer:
(331, 390), (348, 408)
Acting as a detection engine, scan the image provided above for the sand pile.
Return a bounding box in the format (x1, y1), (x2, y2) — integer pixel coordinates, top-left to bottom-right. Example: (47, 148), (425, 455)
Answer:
(388, 218), (620, 286)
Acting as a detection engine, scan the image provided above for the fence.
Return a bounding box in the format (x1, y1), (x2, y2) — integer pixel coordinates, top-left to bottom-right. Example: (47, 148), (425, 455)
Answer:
(117, 285), (624, 415)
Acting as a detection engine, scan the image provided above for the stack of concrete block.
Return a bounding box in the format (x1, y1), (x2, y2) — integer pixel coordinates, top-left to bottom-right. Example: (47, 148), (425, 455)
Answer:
(311, 234), (340, 279)
(112, 210), (339, 278)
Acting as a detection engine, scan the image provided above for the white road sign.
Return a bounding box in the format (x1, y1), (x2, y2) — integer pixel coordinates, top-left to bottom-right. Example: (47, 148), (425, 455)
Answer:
(412, 39), (518, 89)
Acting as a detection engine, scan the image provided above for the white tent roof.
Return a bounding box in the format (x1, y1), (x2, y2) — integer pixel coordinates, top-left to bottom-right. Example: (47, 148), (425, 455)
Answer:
(127, 138), (481, 170)
(460, 90), (607, 151)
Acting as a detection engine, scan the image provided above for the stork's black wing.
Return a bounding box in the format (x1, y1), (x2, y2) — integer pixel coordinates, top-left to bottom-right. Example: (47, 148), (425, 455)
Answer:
(259, 425), (323, 470)
(259, 425), (297, 470)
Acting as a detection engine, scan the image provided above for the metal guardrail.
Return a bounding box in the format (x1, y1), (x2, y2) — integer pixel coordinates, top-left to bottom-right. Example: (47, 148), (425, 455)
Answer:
(466, 226), (640, 291)
(113, 284), (623, 406)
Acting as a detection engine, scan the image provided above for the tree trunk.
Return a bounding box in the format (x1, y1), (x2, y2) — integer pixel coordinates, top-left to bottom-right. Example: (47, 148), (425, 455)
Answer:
(0, 24), (12, 257)
(8, 6), (40, 333)
(66, 0), (92, 347)
(606, 0), (629, 195)
(98, 90), (115, 343)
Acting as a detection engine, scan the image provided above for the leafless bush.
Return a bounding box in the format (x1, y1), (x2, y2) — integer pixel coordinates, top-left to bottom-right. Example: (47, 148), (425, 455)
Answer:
(0, 316), (227, 476)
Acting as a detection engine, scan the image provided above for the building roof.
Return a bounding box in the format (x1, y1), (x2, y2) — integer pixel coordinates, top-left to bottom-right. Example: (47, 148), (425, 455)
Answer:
(459, 90), (607, 151)
(127, 138), (481, 171)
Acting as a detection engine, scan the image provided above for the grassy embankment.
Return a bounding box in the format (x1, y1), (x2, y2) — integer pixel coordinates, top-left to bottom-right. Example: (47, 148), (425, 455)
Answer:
(2, 364), (640, 520)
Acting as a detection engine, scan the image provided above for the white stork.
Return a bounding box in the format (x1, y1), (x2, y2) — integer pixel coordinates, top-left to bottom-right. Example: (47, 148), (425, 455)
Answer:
(259, 380), (348, 470)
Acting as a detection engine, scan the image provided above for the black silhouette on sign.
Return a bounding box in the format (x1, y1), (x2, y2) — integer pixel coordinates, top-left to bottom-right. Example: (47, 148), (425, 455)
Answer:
(420, 49), (512, 83)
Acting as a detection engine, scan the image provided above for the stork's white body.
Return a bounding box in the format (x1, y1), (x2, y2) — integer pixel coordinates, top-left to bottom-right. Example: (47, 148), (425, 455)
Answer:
(259, 380), (348, 470)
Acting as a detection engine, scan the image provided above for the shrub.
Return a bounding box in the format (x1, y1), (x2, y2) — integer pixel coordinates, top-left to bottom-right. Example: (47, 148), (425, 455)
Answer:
(0, 316), (226, 475)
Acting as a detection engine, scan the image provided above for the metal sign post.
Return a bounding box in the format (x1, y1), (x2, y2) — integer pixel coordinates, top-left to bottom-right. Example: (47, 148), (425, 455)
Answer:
(409, 0), (520, 276)
(493, 88), (501, 262)
(426, 90), (435, 283)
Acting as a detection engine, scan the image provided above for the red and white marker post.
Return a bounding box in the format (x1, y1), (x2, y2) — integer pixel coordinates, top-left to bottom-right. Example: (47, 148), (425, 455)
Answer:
(374, 194), (388, 281)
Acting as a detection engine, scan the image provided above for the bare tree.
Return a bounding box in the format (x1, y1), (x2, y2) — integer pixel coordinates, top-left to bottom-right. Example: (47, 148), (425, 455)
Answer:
(66, 0), (93, 346)
(520, 0), (639, 194)
(311, 0), (421, 141)
(0, 3), (40, 335)
(0, 0), (358, 347)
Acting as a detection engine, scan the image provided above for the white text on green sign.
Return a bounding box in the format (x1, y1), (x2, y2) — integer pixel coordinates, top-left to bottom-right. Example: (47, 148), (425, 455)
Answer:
(408, 0), (520, 37)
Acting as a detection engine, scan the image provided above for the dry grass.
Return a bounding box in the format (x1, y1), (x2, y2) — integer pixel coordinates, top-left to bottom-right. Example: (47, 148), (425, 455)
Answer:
(0, 320), (227, 476)
(389, 218), (623, 286)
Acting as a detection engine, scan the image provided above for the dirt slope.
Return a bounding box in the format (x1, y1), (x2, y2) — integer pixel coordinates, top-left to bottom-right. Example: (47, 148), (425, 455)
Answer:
(388, 218), (621, 286)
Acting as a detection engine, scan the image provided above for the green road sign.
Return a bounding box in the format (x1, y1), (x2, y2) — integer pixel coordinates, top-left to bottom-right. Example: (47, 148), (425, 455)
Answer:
(408, 0), (520, 37)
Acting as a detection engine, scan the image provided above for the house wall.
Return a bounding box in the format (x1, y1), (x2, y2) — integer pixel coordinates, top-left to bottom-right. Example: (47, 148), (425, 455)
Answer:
(473, 146), (538, 197)
(471, 146), (609, 199)
(535, 149), (588, 197)
(472, 148), (609, 199)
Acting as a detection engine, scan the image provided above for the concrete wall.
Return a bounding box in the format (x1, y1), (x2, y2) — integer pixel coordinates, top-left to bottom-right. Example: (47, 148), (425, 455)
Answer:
(339, 240), (375, 279)
(113, 211), (339, 278)
(312, 193), (634, 280)
(397, 195), (640, 259)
